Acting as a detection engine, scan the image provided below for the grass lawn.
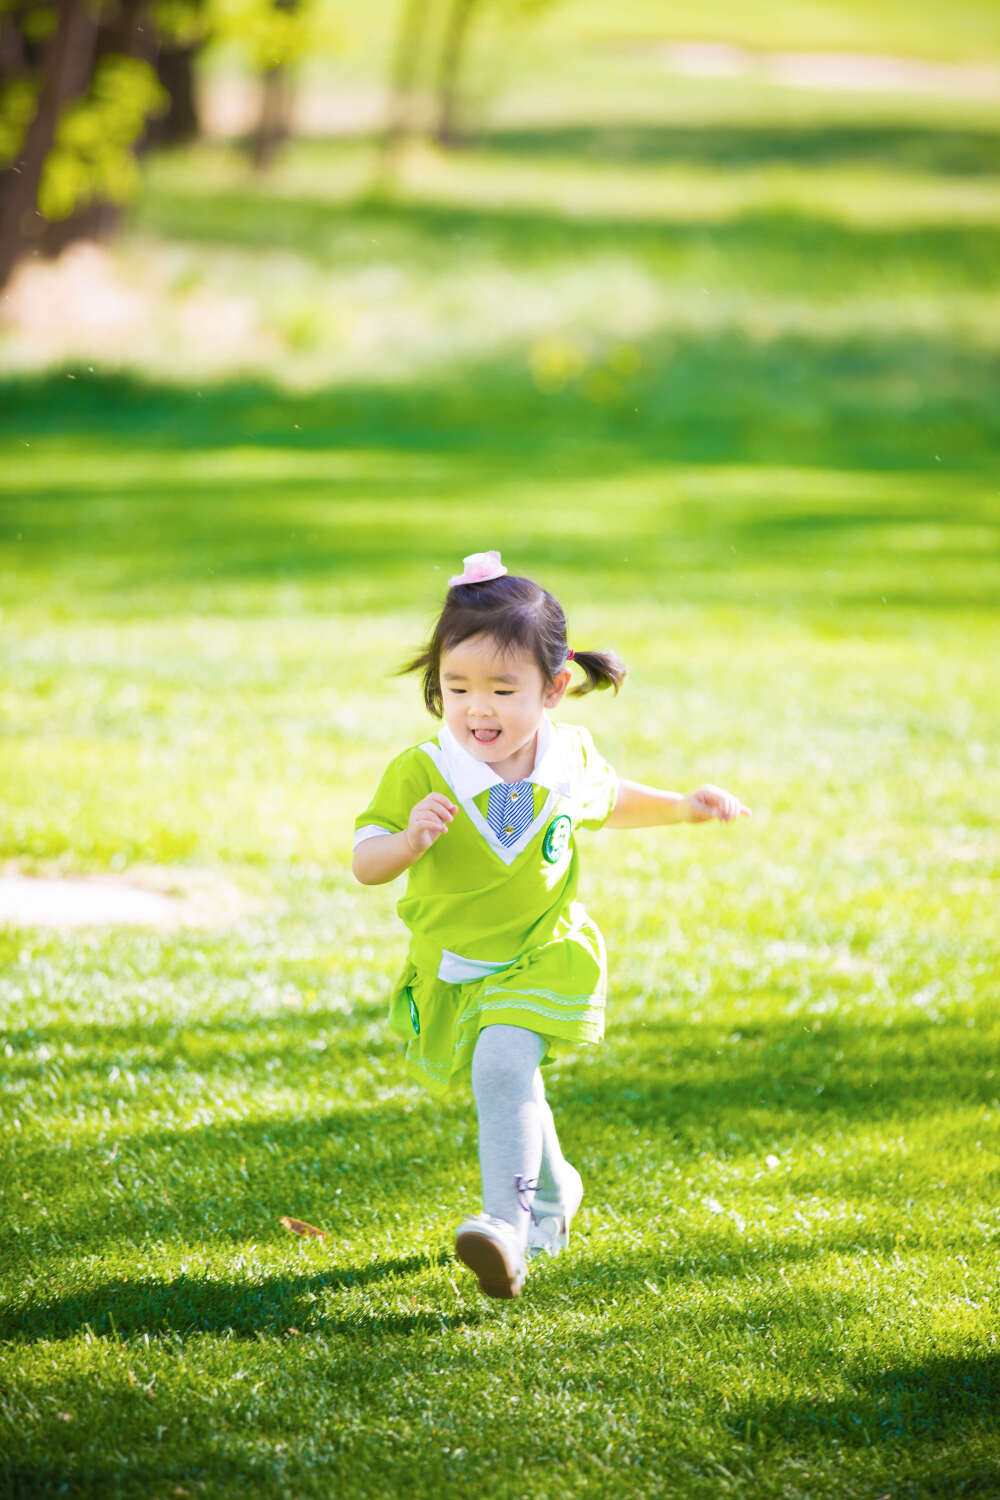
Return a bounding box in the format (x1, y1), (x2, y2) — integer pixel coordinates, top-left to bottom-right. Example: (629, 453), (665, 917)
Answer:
(1, 23), (999, 1500)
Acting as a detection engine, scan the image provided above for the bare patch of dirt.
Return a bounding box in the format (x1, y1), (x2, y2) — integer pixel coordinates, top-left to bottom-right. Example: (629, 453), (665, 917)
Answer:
(0, 241), (265, 374)
(0, 863), (251, 931)
(653, 41), (1000, 97)
(199, 75), (384, 138)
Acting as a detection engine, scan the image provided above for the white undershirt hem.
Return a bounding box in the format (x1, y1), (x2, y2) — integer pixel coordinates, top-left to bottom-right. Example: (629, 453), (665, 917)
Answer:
(353, 823), (395, 848)
(437, 948), (517, 984)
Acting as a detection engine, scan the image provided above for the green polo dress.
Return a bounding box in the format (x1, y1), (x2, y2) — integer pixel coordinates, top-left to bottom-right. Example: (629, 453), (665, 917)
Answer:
(353, 717), (619, 1097)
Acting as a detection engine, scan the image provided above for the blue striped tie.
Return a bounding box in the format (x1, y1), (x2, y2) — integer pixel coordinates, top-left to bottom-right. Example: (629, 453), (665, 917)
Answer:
(487, 780), (534, 847)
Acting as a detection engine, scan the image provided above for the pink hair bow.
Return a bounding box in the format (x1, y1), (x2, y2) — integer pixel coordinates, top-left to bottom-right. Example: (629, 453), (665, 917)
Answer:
(448, 550), (508, 587)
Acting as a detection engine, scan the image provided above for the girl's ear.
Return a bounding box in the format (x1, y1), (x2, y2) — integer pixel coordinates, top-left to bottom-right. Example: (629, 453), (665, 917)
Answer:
(543, 669), (571, 707)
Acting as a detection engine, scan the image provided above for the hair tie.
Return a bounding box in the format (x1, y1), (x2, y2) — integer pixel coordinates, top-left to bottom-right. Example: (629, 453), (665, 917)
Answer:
(567, 649), (575, 660)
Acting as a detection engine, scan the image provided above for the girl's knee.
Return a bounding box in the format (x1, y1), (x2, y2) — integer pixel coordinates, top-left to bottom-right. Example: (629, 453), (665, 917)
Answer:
(471, 1024), (545, 1095)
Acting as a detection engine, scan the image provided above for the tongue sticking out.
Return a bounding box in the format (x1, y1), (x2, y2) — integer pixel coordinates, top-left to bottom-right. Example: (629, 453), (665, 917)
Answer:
(474, 729), (501, 742)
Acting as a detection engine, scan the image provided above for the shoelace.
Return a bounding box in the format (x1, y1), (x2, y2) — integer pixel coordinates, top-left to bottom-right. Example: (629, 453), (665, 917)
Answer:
(514, 1174), (539, 1213)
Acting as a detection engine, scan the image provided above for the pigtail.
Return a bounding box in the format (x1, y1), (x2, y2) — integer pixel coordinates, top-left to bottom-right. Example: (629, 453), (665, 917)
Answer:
(394, 646), (442, 717)
(567, 647), (627, 698)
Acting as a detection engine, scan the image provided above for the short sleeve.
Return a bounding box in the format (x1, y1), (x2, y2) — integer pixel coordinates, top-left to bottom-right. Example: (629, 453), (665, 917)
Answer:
(353, 749), (429, 849)
(575, 726), (619, 831)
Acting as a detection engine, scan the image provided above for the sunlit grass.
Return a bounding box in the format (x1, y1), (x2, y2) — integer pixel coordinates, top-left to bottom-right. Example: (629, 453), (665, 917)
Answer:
(277, 0), (1000, 66)
(2, 38), (1000, 1499)
(520, 0), (1000, 63)
(2, 547), (998, 1494)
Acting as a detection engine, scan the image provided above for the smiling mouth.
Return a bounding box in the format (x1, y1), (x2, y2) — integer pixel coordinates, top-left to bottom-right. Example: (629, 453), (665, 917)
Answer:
(472, 728), (501, 743)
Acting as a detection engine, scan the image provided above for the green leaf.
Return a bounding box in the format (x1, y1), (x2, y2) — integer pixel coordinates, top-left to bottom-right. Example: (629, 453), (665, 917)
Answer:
(37, 55), (168, 222)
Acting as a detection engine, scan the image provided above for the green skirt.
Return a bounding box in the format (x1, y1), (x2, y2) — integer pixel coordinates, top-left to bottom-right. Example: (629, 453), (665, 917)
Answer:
(388, 899), (608, 1097)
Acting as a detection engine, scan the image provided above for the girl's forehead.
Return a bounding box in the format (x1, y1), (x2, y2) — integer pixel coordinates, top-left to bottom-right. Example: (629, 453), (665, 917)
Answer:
(441, 635), (537, 677)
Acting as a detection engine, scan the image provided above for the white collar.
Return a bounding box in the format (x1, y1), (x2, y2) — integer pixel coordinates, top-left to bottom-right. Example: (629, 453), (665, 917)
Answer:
(437, 714), (573, 803)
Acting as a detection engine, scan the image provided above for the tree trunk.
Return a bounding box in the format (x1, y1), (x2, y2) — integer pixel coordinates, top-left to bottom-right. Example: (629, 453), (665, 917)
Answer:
(0, 12), (29, 83)
(143, 42), (203, 149)
(247, 0), (298, 171)
(40, 197), (121, 257)
(0, 0), (100, 291)
(380, 0), (428, 165)
(39, 0), (158, 258)
(434, 0), (479, 148)
(249, 62), (295, 170)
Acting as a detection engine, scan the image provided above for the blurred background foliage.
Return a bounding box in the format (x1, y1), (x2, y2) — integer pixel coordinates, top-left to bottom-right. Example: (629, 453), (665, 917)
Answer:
(2, 0), (999, 288)
(2, 0), (998, 689)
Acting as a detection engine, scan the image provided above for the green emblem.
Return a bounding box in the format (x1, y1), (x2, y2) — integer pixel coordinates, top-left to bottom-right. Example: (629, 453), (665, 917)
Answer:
(542, 815), (572, 864)
(407, 988), (420, 1036)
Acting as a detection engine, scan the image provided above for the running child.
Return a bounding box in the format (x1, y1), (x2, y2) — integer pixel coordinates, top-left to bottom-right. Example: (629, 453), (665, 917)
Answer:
(352, 550), (751, 1300)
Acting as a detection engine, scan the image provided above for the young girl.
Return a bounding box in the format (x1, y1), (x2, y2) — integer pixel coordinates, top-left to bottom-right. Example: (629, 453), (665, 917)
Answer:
(353, 550), (750, 1301)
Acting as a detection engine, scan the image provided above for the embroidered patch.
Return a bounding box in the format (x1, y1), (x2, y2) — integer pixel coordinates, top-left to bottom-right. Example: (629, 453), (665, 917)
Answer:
(407, 987), (420, 1036)
(542, 815), (572, 864)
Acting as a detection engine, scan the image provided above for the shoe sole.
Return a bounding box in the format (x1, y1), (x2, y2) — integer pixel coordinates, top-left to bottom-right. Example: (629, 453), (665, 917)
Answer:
(455, 1229), (523, 1300)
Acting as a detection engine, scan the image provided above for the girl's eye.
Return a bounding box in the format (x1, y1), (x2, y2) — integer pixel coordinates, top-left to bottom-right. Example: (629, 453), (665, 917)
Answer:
(495, 690), (514, 696)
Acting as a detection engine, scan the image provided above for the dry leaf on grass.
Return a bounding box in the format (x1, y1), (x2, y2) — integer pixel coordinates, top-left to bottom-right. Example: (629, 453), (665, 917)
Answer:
(280, 1215), (328, 1239)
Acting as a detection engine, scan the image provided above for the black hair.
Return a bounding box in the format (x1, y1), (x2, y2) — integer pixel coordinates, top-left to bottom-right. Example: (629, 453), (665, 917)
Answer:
(396, 572), (627, 719)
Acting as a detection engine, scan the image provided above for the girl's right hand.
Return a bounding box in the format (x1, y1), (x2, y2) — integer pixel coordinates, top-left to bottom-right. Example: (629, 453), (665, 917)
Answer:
(406, 793), (458, 856)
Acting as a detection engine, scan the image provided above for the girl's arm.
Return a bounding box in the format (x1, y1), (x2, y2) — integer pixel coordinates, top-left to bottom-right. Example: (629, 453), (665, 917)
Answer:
(352, 792), (458, 885)
(352, 830), (422, 885)
(605, 778), (751, 830)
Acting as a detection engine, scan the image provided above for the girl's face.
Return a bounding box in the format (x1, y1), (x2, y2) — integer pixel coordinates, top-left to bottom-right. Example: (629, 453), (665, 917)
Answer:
(439, 633), (570, 774)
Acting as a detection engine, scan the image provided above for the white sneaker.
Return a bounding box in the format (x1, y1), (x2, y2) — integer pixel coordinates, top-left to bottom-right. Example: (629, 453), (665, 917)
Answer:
(455, 1213), (528, 1299)
(526, 1164), (583, 1260)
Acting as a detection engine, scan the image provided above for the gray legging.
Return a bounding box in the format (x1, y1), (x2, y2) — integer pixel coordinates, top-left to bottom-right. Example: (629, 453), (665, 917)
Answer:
(470, 1023), (573, 1252)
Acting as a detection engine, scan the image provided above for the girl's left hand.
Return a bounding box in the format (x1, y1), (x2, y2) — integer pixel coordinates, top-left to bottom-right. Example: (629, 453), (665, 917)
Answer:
(685, 785), (752, 823)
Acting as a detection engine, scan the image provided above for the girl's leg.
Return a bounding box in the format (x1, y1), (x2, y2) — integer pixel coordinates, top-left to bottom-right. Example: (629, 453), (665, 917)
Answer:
(470, 1024), (546, 1252)
(532, 1066), (573, 1204)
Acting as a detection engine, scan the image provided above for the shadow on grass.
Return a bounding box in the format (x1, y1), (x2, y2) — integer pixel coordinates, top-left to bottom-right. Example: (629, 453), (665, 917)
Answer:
(5, 1094), (475, 1262)
(4, 323), (997, 626)
(471, 122), (1000, 177)
(561, 1010), (1000, 1136)
(0, 1252), (491, 1344)
(8, 999), (995, 1162)
(565, 1236), (906, 1298)
(0, 1222), (909, 1348)
(728, 1351), (1000, 1450)
(0, 1455), (272, 1500)
(268, 122), (1000, 177)
(129, 189), (1000, 288)
(2, 324), (998, 479)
